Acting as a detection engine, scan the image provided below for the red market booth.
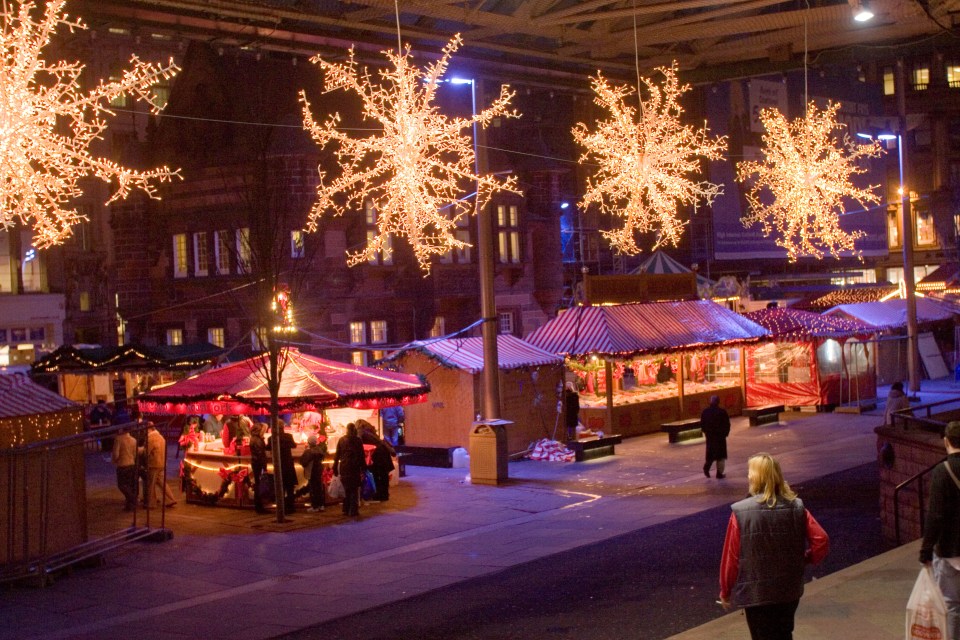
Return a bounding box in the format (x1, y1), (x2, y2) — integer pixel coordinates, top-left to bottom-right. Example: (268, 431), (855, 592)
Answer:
(525, 300), (769, 437)
(137, 349), (429, 507)
(742, 308), (877, 409)
(383, 335), (564, 457)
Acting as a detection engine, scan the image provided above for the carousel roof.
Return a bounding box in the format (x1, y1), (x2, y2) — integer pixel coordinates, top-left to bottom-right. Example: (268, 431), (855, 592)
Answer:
(743, 308), (875, 340)
(824, 298), (956, 329)
(525, 300), (769, 359)
(0, 374), (78, 419)
(385, 334), (563, 374)
(136, 348), (430, 415)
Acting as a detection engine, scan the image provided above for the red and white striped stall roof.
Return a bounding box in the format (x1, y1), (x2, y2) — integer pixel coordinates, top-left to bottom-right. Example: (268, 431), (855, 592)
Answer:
(387, 334), (563, 374)
(743, 308), (875, 340)
(525, 300), (769, 358)
(0, 374), (78, 419)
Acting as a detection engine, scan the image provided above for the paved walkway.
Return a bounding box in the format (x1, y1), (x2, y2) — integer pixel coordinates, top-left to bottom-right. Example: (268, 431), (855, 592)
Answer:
(5, 381), (960, 640)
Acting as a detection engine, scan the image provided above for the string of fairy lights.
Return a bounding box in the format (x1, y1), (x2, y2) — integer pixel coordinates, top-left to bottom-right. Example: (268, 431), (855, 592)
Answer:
(4, 0), (888, 266)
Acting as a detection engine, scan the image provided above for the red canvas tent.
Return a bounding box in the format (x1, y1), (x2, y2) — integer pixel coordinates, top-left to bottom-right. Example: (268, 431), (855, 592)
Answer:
(742, 308), (876, 408)
(136, 349), (430, 415)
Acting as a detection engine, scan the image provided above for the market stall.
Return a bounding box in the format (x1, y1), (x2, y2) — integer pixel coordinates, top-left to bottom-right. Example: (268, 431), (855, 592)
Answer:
(136, 348), (429, 507)
(525, 300), (769, 437)
(383, 334), (564, 455)
(742, 308), (877, 408)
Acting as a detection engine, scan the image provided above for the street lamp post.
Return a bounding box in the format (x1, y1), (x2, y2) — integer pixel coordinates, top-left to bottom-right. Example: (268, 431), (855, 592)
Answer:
(857, 128), (920, 395)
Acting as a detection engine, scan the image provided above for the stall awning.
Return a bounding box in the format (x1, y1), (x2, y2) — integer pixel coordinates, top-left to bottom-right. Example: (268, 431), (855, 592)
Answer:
(824, 298), (956, 330)
(384, 334), (563, 374)
(136, 348), (430, 415)
(0, 374), (78, 418)
(32, 343), (224, 374)
(743, 308), (875, 340)
(525, 300), (769, 358)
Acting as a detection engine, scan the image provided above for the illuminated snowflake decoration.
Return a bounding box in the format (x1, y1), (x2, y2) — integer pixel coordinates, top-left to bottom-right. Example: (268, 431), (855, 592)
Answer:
(736, 101), (884, 261)
(301, 34), (519, 271)
(572, 64), (726, 255)
(0, 0), (180, 248)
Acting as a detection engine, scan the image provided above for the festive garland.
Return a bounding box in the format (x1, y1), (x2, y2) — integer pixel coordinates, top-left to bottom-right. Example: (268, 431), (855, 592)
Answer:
(179, 460), (252, 505)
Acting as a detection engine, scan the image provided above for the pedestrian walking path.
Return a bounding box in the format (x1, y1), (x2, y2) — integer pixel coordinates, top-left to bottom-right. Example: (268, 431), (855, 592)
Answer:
(5, 381), (959, 640)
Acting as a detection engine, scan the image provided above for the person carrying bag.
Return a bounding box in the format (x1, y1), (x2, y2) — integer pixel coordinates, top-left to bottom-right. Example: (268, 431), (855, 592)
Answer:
(907, 566), (949, 640)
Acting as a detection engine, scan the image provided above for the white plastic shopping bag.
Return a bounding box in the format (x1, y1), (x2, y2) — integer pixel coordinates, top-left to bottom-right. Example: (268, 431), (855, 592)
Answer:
(327, 475), (346, 500)
(906, 566), (948, 640)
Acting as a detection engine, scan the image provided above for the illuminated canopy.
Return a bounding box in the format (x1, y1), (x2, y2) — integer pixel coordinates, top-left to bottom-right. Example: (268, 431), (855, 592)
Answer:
(137, 348), (430, 415)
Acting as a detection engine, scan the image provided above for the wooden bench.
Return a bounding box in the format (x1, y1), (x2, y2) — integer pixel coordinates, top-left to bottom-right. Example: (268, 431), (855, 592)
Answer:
(567, 435), (622, 461)
(660, 418), (703, 443)
(743, 405), (783, 427)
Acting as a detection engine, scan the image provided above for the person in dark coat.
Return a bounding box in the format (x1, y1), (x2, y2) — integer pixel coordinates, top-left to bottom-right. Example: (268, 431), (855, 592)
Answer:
(300, 434), (328, 512)
(334, 423), (366, 516)
(249, 422), (269, 513)
(360, 423), (395, 502)
(564, 382), (580, 443)
(278, 428), (298, 514)
(701, 394), (731, 479)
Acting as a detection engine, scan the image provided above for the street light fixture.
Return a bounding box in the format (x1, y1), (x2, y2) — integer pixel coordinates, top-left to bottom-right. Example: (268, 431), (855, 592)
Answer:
(857, 129), (920, 394)
(849, 0), (875, 22)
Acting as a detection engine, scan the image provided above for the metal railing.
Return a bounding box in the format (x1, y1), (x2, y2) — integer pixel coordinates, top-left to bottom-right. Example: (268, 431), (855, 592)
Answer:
(1, 420), (174, 587)
(893, 457), (945, 546)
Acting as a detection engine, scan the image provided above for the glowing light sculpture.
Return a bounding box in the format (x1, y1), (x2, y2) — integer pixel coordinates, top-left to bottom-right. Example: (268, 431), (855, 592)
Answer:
(0, 0), (180, 248)
(572, 63), (726, 255)
(736, 101), (883, 261)
(301, 35), (519, 271)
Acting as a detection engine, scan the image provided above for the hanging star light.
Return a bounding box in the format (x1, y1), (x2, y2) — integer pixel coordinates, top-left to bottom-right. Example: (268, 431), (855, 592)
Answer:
(572, 63), (726, 255)
(0, 0), (180, 248)
(736, 101), (883, 261)
(300, 34), (519, 271)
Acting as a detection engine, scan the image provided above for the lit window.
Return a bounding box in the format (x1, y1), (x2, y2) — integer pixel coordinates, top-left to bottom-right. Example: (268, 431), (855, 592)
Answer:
(370, 320), (387, 344)
(291, 230), (305, 259)
(887, 266), (904, 285)
(236, 228), (251, 274)
(498, 311), (515, 335)
(364, 201), (393, 265)
(108, 70), (128, 107)
(887, 210), (900, 248)
(496, 204), (521, 264)
(172, 233), (188, 278)
(79, 291), (90, 312)
(250, 327), (268, 350)
(349, 321), (366, 345)
(166, 328), (183, 346)
(883, 67), (895, 95)
(215, 230), (231, 275)
(948, 64), (960, 88)
(913, 64), (930, 90)
(193, 231), (209, 276)
(151, 82), (171, 109)
(917, 209), (936, 245)
(429, 316), (446, 338)
(351, 351), (365, 366)
(208, 327), (225, 348)
(371, 350), (385, 362)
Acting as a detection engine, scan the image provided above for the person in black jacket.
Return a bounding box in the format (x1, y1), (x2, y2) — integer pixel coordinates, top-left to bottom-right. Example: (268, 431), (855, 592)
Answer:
(564, 382), (580, 443)
(249, 422), (269, 513)
(278, 428), (298, 514)
(334, 423), (366, 516)
(701, 395), (731, 479)
(360, 422), (395, 502)
(921, 420), (960, 639)
(300, 434), (328, 512)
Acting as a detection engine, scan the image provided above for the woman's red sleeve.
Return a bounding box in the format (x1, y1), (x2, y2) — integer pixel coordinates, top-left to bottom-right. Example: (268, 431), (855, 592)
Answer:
(804, 510), (830, 565)
(719, 511), (740, 600)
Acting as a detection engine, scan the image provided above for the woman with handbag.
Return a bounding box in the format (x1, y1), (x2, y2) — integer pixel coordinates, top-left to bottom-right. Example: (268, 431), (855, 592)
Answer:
(334, 423), (366, 517)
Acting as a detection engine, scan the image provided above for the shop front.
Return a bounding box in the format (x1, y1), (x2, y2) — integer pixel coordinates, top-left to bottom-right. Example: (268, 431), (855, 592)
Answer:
(525, 300), (769, 437)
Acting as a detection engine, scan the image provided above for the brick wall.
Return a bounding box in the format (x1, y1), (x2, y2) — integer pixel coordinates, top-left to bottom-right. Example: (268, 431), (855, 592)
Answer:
(876, 425), (946, 545)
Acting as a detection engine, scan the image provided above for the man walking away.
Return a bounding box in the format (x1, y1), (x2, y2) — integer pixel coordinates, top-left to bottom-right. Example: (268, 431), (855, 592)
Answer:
(921, 420), (960, 639)
(111, 427), (138, 511)
(701, 395), (731, 479)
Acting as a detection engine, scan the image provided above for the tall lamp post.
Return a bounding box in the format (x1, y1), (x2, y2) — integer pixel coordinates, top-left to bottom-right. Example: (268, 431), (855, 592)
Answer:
(857, 129), (920, 394)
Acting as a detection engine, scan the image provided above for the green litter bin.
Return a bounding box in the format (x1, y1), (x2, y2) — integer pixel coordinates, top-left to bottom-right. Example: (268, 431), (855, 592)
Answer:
(469, 419), (511, 485)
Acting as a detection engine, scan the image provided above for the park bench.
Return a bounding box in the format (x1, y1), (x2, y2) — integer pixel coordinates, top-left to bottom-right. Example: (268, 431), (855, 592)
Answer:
(660, 418), (703, 443)
(568, 434), (622, 461)
(743, 405), (783, 427)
